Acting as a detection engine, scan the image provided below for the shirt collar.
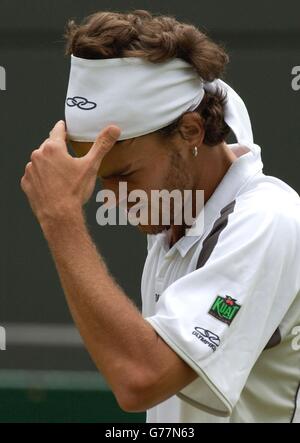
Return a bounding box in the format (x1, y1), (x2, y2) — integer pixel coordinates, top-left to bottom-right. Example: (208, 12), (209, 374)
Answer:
(162, 143), (264, 258)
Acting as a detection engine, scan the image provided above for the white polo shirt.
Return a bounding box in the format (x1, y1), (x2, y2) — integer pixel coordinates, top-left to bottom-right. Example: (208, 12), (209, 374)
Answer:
(142, 143), (300, 423)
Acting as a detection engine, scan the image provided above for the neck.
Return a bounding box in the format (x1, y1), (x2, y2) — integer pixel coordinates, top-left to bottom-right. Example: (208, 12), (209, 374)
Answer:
(200, 142), (237, 203)
(168, 142), (236, 247)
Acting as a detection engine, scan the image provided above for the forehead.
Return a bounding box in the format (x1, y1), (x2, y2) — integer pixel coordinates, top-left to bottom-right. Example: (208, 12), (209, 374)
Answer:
(70, 132), (160, 177)
(100, 138), (136, 177)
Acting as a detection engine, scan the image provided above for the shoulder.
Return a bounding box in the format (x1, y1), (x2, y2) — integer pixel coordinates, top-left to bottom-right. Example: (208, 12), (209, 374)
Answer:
(220, 177), (300, 260)
(233, 175), (300, 228)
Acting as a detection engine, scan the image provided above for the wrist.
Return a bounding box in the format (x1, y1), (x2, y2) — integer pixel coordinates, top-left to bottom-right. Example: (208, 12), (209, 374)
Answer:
(40, 203), (85, 239)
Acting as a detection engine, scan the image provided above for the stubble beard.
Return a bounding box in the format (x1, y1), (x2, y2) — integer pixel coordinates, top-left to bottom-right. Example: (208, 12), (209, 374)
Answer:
(137, 150), (193, 235)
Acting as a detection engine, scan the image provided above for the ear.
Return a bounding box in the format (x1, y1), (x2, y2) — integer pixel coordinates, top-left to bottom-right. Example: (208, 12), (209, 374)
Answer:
(178, 112), (205, 147)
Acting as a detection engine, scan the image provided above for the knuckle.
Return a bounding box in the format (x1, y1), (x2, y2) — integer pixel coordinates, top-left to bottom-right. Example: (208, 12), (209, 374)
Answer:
(41, 138), (50, 149)
(25, 162), (32, 172)
(30, 150), (40, 161)
(104, 127), (119, 144)
(94, 139), (111, 158)
(20, 176), (28, 191)
(95, 137), (109, 151)
(102, 136), (113, 147)
(43, 140), (55, 153)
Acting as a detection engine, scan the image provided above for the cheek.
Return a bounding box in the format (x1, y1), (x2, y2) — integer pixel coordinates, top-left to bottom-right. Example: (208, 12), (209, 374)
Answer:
(100, 179), (118, 194)
(100, 178), (147, 208)
(132, 165), (168, 190)
(101, 179), (133, 205)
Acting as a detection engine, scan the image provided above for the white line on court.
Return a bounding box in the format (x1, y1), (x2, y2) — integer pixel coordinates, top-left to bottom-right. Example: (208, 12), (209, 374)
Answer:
(3, 323), (84, 347)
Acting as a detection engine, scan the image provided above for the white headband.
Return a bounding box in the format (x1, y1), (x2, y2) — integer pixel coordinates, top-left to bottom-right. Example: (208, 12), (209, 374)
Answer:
(65, 55), (253, 146)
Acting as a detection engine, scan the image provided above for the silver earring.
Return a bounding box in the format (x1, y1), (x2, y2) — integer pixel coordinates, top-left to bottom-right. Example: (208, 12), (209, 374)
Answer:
(192, 146), (198, 157)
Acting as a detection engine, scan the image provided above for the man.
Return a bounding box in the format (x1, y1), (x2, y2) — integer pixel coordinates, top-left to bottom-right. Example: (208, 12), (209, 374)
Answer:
(21, 10), (300, 423)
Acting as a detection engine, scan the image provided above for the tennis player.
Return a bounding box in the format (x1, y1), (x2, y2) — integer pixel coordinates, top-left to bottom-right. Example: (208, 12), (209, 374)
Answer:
(21, 10), (300, 423)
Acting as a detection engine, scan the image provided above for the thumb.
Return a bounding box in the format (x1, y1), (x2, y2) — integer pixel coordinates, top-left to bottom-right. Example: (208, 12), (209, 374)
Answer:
(86, 125), (121, 168)
(49, 120), (67, 143)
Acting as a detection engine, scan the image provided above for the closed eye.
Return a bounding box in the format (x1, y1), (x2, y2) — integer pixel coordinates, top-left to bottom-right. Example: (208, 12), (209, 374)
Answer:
(101, 171), (133, 180)
(119, 172), (133, 178)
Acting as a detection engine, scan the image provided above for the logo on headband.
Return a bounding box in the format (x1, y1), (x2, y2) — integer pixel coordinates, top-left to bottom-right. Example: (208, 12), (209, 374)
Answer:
(66, 96), (97, 110)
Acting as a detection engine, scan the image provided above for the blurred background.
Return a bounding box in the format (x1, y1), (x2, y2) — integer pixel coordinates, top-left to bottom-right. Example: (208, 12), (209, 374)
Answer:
(0, 0), (299, 423)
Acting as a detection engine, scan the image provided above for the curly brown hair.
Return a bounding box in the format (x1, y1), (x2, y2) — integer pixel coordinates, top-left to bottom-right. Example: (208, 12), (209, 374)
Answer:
(65, 10), (231, 146)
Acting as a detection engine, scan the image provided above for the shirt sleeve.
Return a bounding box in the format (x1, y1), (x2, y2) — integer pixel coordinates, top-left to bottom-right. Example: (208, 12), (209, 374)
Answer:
(145, 197), (300, 417)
